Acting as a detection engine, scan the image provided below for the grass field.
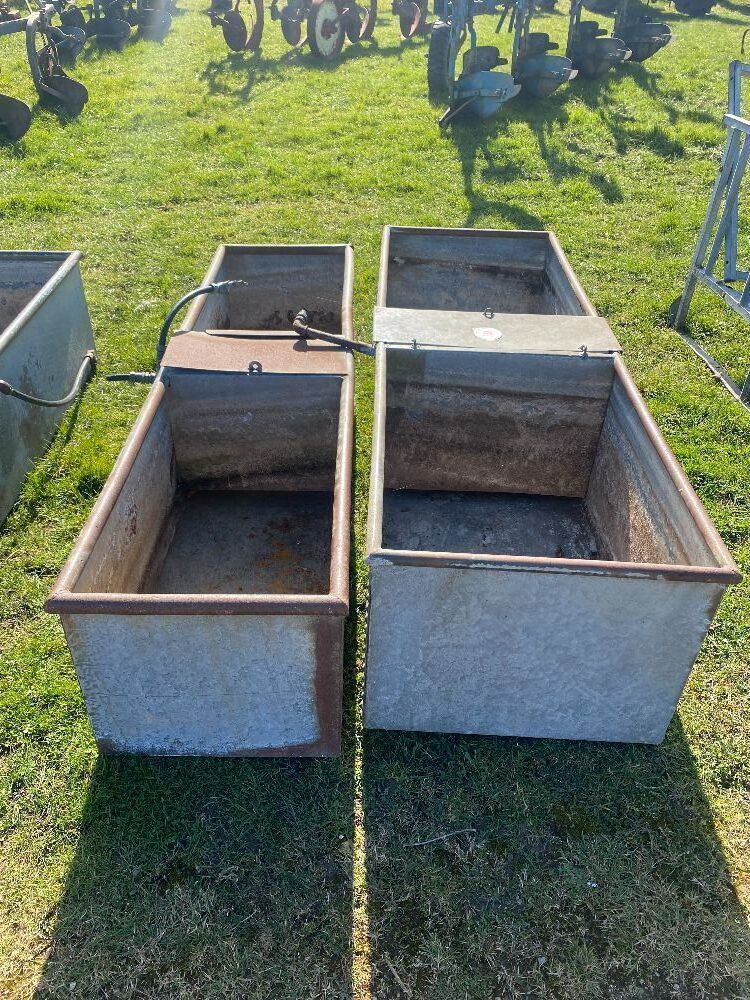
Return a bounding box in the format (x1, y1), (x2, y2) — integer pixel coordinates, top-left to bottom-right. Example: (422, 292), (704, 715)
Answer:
(1, 1), (750, 997)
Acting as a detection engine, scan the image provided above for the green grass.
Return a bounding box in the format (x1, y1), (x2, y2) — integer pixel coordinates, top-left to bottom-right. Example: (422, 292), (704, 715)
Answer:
(1, 1), (750, 997)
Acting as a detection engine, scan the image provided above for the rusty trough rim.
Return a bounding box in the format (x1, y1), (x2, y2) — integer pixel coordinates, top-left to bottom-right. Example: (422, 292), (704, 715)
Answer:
(46, 363), (355, 615)
(376, 226), (597, 317)
(180, 243), (355, 340)
(0, 250), (83, 354)
(366, 346), (741, 585)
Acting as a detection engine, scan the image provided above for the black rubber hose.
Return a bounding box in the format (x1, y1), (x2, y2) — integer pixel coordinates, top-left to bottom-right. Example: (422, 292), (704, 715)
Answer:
(292, 309), (375, 356)
(0, 350), (95, 408)
(155, 279), (248, 365)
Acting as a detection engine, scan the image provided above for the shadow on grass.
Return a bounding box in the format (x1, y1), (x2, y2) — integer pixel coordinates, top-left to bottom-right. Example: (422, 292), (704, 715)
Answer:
(445, 58), (722, 227)
(199, 34), (425, 99)
(33, 754), (356, 999)
(361, 721), (750, 998)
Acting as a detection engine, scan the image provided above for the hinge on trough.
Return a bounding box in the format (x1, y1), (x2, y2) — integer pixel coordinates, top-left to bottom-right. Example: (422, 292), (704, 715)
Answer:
(579, 344), (589, 358)
(248, 361), (263, 374)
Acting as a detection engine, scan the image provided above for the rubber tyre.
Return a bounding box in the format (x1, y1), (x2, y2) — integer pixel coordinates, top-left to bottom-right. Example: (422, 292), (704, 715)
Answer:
(307, 0), (344, 58)
(427, 19), (451, 102)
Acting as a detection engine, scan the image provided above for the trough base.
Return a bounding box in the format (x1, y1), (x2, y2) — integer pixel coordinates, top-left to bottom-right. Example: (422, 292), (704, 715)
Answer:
(146, 489), (333, 595)
(382, 490), (601, 560)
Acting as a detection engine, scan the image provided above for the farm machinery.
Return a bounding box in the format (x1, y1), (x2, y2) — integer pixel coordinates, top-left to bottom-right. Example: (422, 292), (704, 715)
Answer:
(207, 0), (375, 57)
(427, 0), (577, 125)
(0, 1), (87, 140)
(566, 0), (671, 78)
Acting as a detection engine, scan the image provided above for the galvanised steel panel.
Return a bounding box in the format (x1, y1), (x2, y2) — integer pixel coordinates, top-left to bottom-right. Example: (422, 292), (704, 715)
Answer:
(365, 227), (740, 745)
(0, 251), (94, 523)
(365, 561), (725, 744)
(47, 245), (354, 757)
(61, 613), (343, 756)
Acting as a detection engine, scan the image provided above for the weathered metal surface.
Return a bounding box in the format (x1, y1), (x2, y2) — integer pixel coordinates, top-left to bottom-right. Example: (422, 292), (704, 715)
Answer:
(377, 226), (595, 316)
(365, 227), (740, 745)
(382, 491), (600, 560)
(47, 245), (354, 757)
(380, 345), (614, 498)
(60, 612), (341, 755)
(182, 243), (354, 337)
(0, 251), (94, 524)
(365, 563), (727, 744)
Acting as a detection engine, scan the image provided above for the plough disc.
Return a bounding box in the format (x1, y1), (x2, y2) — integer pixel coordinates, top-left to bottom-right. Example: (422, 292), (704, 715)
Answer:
(0, 94), (32, 141)
(59, 6), (87, 31)
(39, 54), (89, 114)
(393, 0), (423, 38)
(280, 10), (304, 45)
(307, 0), (344, 58)
(221, 7), (248, 48)
(360, 0), (377, 38)
(91, 16), (132, 48)
(343, 2), (370, 41)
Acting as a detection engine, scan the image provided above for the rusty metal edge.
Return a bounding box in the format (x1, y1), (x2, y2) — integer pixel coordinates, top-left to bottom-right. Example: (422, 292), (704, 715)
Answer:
(366, 549), (737, 584)
(365, 342), (387, 556)
(0, 250), (84, 355)
(179, 243), (355, 339)
(46, 363), (354, 614)
(375, 226), (596, 316)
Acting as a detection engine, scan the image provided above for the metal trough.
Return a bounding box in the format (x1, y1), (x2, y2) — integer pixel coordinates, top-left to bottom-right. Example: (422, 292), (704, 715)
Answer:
(0, 251), (94, 524)
(364, 226), (740, 745)
(46, 244), (354, 757)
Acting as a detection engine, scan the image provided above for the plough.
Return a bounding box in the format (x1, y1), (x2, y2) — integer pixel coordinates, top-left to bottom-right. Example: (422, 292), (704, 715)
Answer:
(428, 0), (579, 125)
(0, 1), (87, 140)
(207, 0), (375, 57)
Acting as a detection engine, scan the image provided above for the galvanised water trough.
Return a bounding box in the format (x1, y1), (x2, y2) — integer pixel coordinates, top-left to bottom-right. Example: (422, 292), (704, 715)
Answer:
(0, 251), (95, 524)
(364, 226), (740, 745)
(47, 244), (354, 757)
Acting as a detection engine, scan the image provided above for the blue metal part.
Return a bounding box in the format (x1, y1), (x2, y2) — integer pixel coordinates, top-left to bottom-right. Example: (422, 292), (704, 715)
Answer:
(671, 61), (750, 409)
(430, 0), (581, 125)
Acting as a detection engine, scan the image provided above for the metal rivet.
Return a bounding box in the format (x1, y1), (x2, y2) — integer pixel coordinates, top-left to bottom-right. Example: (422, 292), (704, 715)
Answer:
(249, 361), (262, 374)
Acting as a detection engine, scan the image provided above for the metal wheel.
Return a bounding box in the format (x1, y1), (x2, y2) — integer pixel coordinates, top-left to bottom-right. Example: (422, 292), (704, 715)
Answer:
(307, 0), (344, 58)
(427, 18), (451, 101)
(0, 95), (32, 141)
(280, 6), (304, 44)
(244, 0), (264, 49)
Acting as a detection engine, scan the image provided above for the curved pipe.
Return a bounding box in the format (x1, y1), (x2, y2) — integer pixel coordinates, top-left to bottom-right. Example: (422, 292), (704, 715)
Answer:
(155, 279), (248, 365)
(0, 350), (95, 407)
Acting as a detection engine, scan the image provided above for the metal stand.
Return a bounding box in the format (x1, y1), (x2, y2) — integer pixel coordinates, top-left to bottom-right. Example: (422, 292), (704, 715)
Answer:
(671, 61), (750, 409)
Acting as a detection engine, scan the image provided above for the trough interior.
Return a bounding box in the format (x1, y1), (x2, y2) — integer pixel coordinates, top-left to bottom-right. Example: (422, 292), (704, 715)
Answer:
(0, 257), (62, 332)
(72, 371), (342, 597)
(382, 230), (586, 316)
(380, 349), (721, 568)
(189, 248), (347, 334)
